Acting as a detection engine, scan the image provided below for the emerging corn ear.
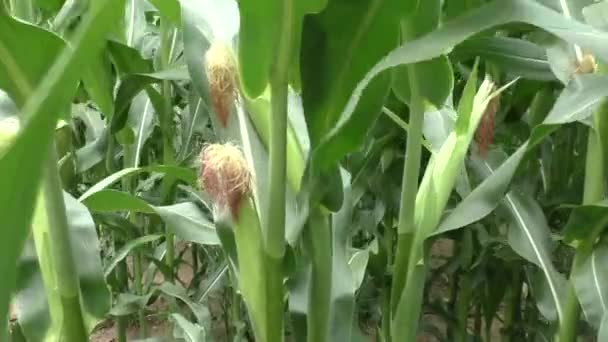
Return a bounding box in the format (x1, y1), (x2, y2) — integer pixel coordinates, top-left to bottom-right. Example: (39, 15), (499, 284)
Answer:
(475, 89), (499, 158)
(200, 143), (253, 218)
(199, 143), (272, 341)
(205, 41), (239, 127)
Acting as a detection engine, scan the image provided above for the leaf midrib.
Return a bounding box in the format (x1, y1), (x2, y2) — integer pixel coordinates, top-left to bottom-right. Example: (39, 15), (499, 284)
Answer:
(504, 193), (563, 322)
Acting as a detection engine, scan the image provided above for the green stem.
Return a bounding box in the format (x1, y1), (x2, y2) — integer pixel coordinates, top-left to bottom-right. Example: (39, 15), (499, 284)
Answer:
(558, 101), (607, 341)
(113, 228), (128, 342)
(474, 302), (482, 339)
(265, 0), (292, 260)
(263, 1), (293, 341)
(381, 216), (394, 342)
(390, 66), (425, 315)
(43, 146), (87, 342)
(454, 272), (472, 342)
(502, 264), (522, 342)
(123, 144), (147, 337)
(134, 251), (146, 337)
(158, 20), (176, 282)
(305, 209), (332, 342)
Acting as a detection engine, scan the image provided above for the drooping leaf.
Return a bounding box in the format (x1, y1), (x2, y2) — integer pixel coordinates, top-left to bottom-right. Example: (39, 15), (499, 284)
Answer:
(452, 36), (555, 81)
(82, 190), (220, 245)
(572, 240), (608, 329)
(318, 0), (608, 172)
(469, 150), (566, 322)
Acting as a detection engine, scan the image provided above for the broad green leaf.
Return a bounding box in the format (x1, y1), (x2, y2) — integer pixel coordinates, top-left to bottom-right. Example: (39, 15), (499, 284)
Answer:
(237, 0), (326, 97)
(109, 292), (154, 316)
(328, 170), (371, 341)
(563, 201), (608, 246)
(107, 40), (152, 76)
(470, 151), (566, 322)
(0, 17), (65, 106)
(572, 240), (608, 329)
(104, 234), (163, 277)
(148, 0), (181, 26)
(245, 89), (306, 192)
(123, 0), (148, 49)
(16, 192), (111, 341)
(82, 50), (115, 117)
(180, 0), (212, 107)
(601, 314), (608, 340)
(178, 91), (210, 162)
(504, 191), (566, 322)
(392, 0), (453, 108)
(78, 165), (197, 201)
(544, 75), (608, 125)
(123, 91), (155, 167)
(0, 2), (121, 335)
(111, 66), (189, 133)
(170, 313), (206, 342)
(434, 147), (527, 235)
(82, 189), (155, 212)
(153, 202), (218, 246)
(301, 0), (403, 154)
(392, 56), (453, 108)
(452, 36), (555, 81)
(319, 0), (608, 171)
(157, 282), (209, 324)
(82, 190), (220, 245)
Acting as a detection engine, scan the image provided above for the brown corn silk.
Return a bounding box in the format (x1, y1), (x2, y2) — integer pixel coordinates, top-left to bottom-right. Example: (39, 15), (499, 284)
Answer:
(205, 41), (238, 127)
(475, 91), (499, 158)
(199, 143), (252, 219)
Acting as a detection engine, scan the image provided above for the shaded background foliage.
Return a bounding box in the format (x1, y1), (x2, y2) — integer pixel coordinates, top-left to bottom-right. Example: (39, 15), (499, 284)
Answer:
(0, 0), (608, 341)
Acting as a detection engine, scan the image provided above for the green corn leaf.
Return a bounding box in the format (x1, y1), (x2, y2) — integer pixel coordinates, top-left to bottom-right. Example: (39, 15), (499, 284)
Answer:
(16, 193), (111, 341)
(0, 2), (121, 335)
(315, 0), (608, 173)
(82, 190), (220, 246)
(572, 240), (608, 329)
(437, 74), (608, 235)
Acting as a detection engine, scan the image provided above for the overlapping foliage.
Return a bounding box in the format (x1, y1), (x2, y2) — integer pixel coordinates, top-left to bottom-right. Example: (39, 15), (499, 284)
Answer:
(1, 0), (608, 341)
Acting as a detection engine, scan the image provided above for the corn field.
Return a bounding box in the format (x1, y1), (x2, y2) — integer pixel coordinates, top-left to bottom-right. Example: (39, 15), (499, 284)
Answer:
(2, 0), (608, 341)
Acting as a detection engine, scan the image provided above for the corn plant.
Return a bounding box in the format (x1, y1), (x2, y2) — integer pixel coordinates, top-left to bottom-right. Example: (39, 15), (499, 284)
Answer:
(3, 0), (608, 341)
